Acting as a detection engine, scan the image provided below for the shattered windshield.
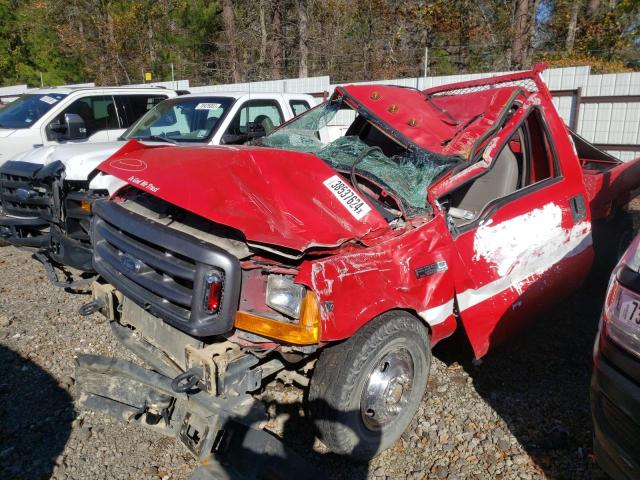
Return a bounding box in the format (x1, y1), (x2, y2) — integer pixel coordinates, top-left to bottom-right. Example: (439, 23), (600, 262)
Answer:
(123, 96), (235, 142)
(260, 99), (457, 215)
(0, 93), (67, 129)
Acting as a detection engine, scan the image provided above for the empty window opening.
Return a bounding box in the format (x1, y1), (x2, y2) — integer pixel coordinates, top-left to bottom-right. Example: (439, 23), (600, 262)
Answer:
(446, 108), (559, 225)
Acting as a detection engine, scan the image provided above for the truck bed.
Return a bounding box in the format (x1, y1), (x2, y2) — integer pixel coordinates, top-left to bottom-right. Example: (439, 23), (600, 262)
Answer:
(573, 130), (640, 221)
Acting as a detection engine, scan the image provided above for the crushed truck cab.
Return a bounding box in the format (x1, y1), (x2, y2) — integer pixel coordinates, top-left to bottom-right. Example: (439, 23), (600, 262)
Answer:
(78, 66), (640, 468)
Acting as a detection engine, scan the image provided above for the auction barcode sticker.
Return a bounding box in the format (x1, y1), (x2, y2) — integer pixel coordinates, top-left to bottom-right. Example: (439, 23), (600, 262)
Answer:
(323, 175), (372, 220)
(195, 103), (221, 110)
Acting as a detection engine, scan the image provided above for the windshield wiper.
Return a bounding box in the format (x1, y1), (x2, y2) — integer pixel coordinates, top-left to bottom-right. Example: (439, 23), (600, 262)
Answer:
(138, 135), (179, 145)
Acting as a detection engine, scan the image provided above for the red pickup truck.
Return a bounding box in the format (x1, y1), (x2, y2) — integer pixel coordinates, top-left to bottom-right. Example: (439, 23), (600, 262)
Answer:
(76, 65), (640, 471)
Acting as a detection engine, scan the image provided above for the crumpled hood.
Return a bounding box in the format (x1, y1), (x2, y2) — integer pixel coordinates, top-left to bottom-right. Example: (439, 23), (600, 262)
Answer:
(12, 141), (123, 181)
(98, 141), (389, 252)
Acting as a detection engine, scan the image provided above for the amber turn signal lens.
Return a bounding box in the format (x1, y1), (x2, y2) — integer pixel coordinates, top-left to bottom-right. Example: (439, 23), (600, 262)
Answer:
(234, 291), (321, 345)
(80, 200), (92, 213)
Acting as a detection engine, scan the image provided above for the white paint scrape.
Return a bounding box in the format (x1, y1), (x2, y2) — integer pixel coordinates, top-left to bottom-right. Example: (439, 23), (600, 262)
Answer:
(413, 203), (592, 326)
(473, 203), (589, 278)
(418, 299), (455, 326)
(455, 203), (591, 312)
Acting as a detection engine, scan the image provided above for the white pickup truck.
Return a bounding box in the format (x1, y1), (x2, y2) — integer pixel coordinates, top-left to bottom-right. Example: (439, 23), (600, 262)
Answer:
(0, 92), (315, 284)
(0, 86), (179, 165)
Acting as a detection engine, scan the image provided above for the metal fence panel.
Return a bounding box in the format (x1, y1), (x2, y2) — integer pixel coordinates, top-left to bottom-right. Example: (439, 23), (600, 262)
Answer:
(1, 66), (638, 160)
(543, 66), (590, 90)
(0, 85), (28, 95)
(552, 96), (575, 125)
(584, 72), (640, 96)
(190, 76), (329, 94)
(125, 80), (190, 90)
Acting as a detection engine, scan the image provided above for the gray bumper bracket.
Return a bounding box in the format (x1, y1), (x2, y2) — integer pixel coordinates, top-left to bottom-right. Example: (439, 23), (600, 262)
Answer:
(75, 354), (327, 480)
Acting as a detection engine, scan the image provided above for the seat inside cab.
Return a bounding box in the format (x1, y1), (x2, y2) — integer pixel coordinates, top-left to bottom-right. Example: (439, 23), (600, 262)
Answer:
(444, 109), (558, 225)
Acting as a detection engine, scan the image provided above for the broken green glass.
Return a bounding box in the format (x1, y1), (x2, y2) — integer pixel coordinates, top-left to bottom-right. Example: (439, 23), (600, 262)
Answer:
(261, 100), (456, 215)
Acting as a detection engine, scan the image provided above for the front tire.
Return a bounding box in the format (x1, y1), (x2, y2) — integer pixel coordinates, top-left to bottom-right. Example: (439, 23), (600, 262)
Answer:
(308, 311), (430, 461)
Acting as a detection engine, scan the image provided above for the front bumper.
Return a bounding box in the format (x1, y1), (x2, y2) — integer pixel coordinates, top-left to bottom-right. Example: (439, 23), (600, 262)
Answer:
(0, 213), (49, 247)
(591, 334), (640, 480)
(75, 285), (324, 480)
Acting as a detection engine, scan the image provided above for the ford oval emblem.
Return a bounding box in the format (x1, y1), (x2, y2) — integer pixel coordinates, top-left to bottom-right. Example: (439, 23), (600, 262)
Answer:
(15, 188), (33, 201)
(119, 253), (143, 274)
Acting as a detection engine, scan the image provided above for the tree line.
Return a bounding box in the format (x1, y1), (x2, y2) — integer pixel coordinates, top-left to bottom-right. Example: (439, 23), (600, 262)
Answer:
(1, 0), (638, 88)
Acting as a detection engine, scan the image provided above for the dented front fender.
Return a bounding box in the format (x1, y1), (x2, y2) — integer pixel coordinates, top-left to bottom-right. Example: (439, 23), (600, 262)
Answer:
(296, 214), (458, 345)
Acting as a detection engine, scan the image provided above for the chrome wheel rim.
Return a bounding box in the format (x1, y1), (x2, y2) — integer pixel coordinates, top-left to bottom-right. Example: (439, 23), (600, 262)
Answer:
(360, 347), (414, 430)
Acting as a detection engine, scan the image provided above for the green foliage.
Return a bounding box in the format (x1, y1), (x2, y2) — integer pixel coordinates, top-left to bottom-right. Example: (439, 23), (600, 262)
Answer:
(0, 1), (84, 86)
(0, 1), (16, 81)
(538, 0), (640, 65)
(0, 0), (638, 87)
(177, 0), (220, 46)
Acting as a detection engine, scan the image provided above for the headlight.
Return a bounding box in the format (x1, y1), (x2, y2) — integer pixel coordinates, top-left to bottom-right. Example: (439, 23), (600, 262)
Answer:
(80, 200), (92, 213)
(266, 275), (306, 319)
(603, 278), (640, 357)
(65, 189), (109, 218)
(235, 289), (321, 345)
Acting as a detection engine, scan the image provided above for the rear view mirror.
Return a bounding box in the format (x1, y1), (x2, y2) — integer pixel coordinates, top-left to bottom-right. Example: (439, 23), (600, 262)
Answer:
(247, 121), (267, 140)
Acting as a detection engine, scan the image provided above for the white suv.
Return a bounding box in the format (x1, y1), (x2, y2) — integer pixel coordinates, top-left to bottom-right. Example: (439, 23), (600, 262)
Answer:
(0, 87), (178, 165)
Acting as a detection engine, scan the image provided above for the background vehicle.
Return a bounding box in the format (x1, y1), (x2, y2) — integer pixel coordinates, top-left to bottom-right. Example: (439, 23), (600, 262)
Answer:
(0, 87), (178, 165)
(0, 92), (315, 285)
(591, 232), (640, 480)
(74, 66), (640, 472)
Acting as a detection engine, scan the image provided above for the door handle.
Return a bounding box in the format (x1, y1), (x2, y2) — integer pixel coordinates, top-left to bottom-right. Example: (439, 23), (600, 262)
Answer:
(569, 194), (586, 223)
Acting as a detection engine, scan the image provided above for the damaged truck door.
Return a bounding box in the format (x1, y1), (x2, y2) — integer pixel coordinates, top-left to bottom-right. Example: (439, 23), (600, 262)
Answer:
(436, 97), (594, 358)
(75, 65), (640, 472)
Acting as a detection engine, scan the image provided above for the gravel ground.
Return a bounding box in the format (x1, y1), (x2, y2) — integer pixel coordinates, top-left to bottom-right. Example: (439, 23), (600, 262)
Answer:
(2, 202), (634, 479)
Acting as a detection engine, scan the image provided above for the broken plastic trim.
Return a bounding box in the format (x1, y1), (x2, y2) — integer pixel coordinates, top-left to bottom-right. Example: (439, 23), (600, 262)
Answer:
(32, 251), (96, 290)
(34, 160), (65, 181)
